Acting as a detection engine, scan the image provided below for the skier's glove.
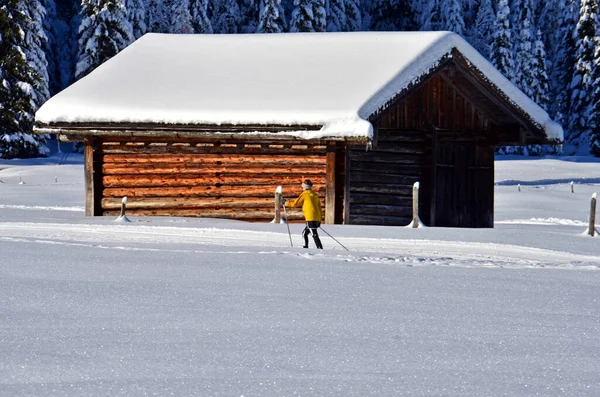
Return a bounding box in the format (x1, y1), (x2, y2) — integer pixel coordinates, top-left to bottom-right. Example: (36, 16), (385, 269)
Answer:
(282, 198), (286, 205)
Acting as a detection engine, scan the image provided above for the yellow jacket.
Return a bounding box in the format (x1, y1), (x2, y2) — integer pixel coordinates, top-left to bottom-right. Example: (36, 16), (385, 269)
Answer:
(285, 189), (322, 222)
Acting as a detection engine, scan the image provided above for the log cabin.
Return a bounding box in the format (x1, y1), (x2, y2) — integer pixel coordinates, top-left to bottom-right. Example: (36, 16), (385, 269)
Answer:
(35, 32), (563, 227)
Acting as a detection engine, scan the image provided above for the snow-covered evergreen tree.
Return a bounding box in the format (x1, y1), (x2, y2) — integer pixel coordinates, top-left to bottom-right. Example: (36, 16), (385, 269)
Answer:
(471, 0), (495, 58)
(568, 0), (598, 154)
(75, 0), (134, 79)
(165, 0), (194, 33)
(20, 0), (51, 109)
(440, 0), (465, 35)
(125, 0), (147, 38)
(418, 0), (440, 30)
(551, 0), (578, 131)
(313, 0), (327, 32)
(290, 0), (315, 32)
(345, 0), (361, 31)
(0, 0), (48, 158)
(146, 0), (166, 32)
(257, 0), (285, 32)
(513, 0), (536, 97)
(212, 0), (241, 33)
(490, 0), (514, 80)
(327, 0), (346, 32)
(531, 29), (550, 110)
(239, 0), (259, 33)
(190, 0), (213, 33)
(370, 0), (415, 31)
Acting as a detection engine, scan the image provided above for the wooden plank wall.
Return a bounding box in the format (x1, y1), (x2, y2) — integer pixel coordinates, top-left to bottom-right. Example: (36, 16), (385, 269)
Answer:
(96, 138), (327, 222)
(347, 74), (491, 226)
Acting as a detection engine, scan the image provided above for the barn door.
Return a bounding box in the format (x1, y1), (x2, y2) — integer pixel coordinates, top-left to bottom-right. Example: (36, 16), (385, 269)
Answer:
(433, 143), (494, 228)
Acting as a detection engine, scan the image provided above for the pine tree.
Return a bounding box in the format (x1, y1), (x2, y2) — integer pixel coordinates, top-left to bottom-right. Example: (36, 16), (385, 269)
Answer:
(513, 0), (536, 97)
(531, 29), (550, 110)
(345, 0), (361, 31)
(257, 0), (285, 32)
(370, 0), (415, 31)
(75, 0), (134, 79)
(0, 0), (48, 158)
(290, 0), (315, 32)
(418, 0), (440, 31)
(327, 0), (346, 32)
(20, 0), (51, 109)
(146, 0), (167, 32)
(551, 0), (578, 132)
(125, 0), (147, 39)
(313, 0), (326, 32)
(190, 0), (213, 33)
(491, 0), (517, 155)
(490, 0), (514, 80)
(212, 0), (241, 33)
(239, 0), (259, 33)
(440, 0), (465, 35)
(166, 0), (194, 33)
(568, 0), (598, 154)
(471, 0), (494, 58)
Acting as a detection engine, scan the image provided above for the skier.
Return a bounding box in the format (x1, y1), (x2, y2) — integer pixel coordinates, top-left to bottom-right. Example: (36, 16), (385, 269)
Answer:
(283, 179), (324, 249)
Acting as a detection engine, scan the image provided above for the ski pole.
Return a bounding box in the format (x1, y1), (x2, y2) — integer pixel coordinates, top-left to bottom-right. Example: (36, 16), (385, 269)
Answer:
(319, 226), (349, 251)
(282, 201), (293, 247)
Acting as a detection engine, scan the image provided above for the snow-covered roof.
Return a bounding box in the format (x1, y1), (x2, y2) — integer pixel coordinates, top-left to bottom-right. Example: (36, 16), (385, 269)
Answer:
(35, 32), (563, 142)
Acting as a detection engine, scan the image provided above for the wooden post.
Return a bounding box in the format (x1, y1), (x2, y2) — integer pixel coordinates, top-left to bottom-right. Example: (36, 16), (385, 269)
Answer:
(412, 181), (420, 228)
(120, 196), (128, 218)
(589, 193), (597, 237)
(325, 144), (336, 224)
(571, 181), (574, 193)
(84, 138), (95, 216)
(274, 191), (282, 224)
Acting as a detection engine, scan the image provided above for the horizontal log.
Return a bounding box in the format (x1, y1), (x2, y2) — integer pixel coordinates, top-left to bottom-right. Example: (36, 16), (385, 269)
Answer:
(350, 162), (424, 177)
(101, 208), (307, 221)
(348, 214), (412, 226)
(349, 150), (430, 165)
(102, 153), (326, 165)
(102, 174), (326, 188)
(376, 130), (431, 142)
(101, 197), (276, 210)
(349, 204), (412, 216)
(349, 172), (417, 186)
(103, 185), (326, 198)
(102, 163), (325, 175)
(372, 143), (426, 155)
(100, 144), (328, 155)
(349, 183), (413, 196)
(349, 194), (412, 206)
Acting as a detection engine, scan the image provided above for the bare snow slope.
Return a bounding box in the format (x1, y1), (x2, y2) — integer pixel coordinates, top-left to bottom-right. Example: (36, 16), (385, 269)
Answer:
(0, 155), (599, 396)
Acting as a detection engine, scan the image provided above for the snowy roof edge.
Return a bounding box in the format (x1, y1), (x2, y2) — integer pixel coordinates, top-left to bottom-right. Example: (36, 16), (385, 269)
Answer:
(358, 32), (563, 142)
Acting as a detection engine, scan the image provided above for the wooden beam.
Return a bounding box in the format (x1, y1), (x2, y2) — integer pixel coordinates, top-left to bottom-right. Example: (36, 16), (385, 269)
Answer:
(344, 147), (352, 224)
(450, 51), (545, 139)
(84, 138), (95, 216)
(325, 144), (336, 224)
(438, 69), (502, 125)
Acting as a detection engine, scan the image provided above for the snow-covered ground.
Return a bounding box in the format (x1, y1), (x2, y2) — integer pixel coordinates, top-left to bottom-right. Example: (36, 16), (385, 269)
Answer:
(0, 152), (599, 396)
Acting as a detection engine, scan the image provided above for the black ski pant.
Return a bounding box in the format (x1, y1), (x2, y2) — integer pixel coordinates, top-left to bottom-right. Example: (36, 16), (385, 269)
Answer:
(303, 221), (323, 249)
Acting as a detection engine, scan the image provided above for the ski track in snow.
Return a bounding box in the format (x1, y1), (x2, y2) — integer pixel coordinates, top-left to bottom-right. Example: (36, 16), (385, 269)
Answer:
(0, 222), (598, 270)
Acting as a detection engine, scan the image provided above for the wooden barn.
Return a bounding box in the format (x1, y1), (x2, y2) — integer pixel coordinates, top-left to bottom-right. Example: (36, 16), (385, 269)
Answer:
(35, 32), (562, 227)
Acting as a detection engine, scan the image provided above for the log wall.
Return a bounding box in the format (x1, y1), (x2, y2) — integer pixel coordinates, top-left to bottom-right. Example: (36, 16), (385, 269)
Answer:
(94, 137), (328, 222)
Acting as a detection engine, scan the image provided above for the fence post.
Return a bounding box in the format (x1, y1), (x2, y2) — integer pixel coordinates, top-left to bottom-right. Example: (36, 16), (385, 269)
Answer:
(274, 191), (282, 224)
(412, 182), (420, 228)
(120, 196), (128, 218)
(589, 193), (597, 237)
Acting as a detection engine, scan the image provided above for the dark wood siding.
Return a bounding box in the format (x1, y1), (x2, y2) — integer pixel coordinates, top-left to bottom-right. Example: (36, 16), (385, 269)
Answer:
(347, 74), (495, 227)
(95, 137), (327, 222)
